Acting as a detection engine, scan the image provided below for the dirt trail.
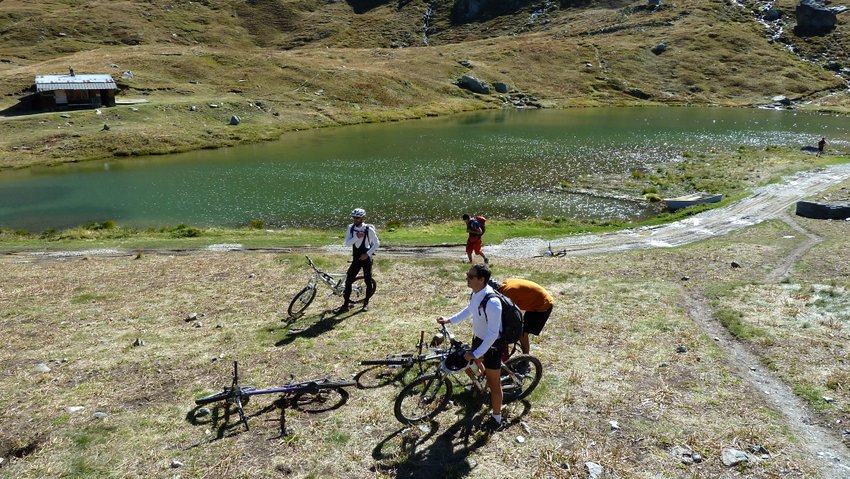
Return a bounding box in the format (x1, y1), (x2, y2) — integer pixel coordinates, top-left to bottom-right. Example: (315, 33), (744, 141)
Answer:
(492, 163), (850, 259)
(683, 292), (850, 479)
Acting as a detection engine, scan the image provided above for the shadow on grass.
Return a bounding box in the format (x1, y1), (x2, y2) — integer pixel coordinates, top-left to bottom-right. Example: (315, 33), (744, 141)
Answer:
(371, 390), (533, 478)
(185, 386), (353, 441)
(275, 308), (366, 347)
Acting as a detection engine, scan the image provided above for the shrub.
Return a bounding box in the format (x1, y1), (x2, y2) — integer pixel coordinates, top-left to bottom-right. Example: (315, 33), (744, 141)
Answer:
(248, 219), (265, 229)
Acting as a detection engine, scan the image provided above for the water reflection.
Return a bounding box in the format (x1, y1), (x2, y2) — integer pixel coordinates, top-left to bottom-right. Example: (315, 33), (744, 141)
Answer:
(0, 107), (847, 231)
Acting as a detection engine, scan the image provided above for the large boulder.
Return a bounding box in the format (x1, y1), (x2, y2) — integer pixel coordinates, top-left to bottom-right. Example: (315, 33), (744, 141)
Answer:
(795, 0), (837, 35)
(456, 75), (491, 94)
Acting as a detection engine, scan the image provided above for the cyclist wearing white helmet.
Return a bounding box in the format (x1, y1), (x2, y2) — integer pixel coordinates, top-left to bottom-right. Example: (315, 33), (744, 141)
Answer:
(334, 208), (379, 314)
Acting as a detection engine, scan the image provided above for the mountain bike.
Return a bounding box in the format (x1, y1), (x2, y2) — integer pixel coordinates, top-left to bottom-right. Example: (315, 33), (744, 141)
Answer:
(287, 255), (376, 317)
(534, 242), (567, 258)
(357, 330), (449, 388)
(195, 361), (355, 431)
(390, 324), (542, 425)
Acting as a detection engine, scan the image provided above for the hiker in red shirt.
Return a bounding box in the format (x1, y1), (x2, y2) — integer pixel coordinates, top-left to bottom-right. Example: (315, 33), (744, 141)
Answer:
(462, 213), (489, 264)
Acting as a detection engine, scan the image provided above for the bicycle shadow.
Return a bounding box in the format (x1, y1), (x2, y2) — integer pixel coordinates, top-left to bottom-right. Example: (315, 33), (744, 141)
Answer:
(371, 397), (533, 478)
(354, 364), (418, 390)
(185, 388), (353, 441)
(275, 308), (366, 347)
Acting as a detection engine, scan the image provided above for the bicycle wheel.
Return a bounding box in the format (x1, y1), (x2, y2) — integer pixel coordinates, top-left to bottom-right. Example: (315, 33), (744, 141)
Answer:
(502, 355), (543, 403)
(288, 286), (317, 317)
(348, 276), (376, 304)
(393, 373), (453, 425)
(291, 386), (350, 413)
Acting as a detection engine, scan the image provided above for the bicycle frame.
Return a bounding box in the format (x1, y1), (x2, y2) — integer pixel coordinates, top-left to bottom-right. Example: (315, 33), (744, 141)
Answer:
(305, 256), (346, 295)
(196, 361), (354, 431)
(391, 324), (543, 425)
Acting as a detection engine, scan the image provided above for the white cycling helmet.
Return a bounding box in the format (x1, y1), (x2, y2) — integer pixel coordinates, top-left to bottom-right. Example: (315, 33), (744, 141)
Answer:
(351, 208), (366, 218)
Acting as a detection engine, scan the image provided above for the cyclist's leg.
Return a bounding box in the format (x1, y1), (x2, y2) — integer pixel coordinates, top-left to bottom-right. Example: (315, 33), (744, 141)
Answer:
(342, 258), (362, 303)
(362, 257), (375, 303)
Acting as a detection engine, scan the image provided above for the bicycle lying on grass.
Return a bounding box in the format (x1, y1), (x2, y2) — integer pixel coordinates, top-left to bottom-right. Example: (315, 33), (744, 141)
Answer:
(534, 242), (567, 258)
(287, 255), (376, 318)
(362, 324), (543, 425)
(195, 361), (355, 431)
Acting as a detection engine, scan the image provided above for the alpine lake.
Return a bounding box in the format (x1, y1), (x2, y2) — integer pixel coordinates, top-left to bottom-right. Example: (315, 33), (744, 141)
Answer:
(1, 106), (847, 232)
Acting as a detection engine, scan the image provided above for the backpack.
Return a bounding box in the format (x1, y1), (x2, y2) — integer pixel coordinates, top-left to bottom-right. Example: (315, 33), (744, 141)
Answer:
(349, 224), (374, 250)
(474, 215), (486, 235)
(479, 291), (523, 344)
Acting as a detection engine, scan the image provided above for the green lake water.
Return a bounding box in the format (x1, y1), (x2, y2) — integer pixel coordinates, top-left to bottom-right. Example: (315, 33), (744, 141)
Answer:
(0, 107), (847, 231)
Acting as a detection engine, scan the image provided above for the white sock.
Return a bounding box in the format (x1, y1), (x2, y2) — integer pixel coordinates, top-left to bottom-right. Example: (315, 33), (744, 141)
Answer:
(492, 414), (502, 423)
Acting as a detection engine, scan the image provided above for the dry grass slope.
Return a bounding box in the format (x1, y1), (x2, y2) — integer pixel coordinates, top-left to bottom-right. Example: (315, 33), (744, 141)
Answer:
(0, 0), (848, 168)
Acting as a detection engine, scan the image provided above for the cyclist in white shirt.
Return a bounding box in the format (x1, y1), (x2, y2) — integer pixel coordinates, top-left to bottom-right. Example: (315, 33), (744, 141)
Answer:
(334, 208), (379, 313)
(437, 263), (505, 430)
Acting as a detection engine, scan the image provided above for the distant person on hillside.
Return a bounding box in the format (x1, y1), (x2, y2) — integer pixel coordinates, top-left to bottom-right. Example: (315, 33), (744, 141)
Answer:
(462, 213), (489, 264)
(334, 208), (378, 314)
(817, 137), (826, 157)
(488, 278), (554, 355)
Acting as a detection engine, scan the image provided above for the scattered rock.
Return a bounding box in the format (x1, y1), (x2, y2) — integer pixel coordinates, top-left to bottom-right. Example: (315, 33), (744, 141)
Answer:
(67, 406), (85, 413)
(60, 114), (71, 119)
(609, 420), (620, 431)
(795, 0), (837, 35)
(34, 363), (51, 373)
(493, 82), (510, 93)
(195, 407), (211, 417)
(185, 313), (199, 322)
(92, 412), (109, 419)
(676, 345), (688, 353)
(229, 115), (241, 125)
(764, 8), (782, 21)
(121, 71), (134, 80)
(208, 103), (220, 108)
(730, 261), (741, 268)
(101, 124), (110, 131)
(170, 459), (183, 468)
(189, 80), (200, 84)
(458, 60), (473, 68)
(721, 447), (751, 467)
(772, 95), (792, 106)
(585, 461), (603, 479)
(681, 276), (690, 281)
(193, 322), (202, 328)
(823, 396), (835, 403)
(692, 453), (703, 463)
(129, 107), (139, 112)
(515, 435), (525, 443)
(132, 338), (145, 347)
(189, 105), (197, 111)
(520, 421), (531, 434)
(750, 444), (770, 455)
(650, 43), (667, 55)
(456, 75), (491, 94)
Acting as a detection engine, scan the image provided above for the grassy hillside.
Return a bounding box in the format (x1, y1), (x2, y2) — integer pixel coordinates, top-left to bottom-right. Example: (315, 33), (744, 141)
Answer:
(0, 0), (848, 169)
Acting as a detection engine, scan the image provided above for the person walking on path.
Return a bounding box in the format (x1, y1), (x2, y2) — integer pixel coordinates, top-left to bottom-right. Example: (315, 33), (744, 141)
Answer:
(437, 264), (505, 431)
(462, 213), (489, 264)
(817, 137), (826, 157)
(334, 208), (379, 314)
(489, 278), (554, 355)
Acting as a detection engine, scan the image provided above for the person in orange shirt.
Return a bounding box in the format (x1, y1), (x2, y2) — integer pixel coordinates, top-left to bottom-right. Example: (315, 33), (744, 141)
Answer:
(489, 278), (554, 354)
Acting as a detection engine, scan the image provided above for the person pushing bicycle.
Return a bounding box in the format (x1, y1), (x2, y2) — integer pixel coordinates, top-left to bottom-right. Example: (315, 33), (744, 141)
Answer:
(334, 208), (379, 314)
(437, 263), (505, 431)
